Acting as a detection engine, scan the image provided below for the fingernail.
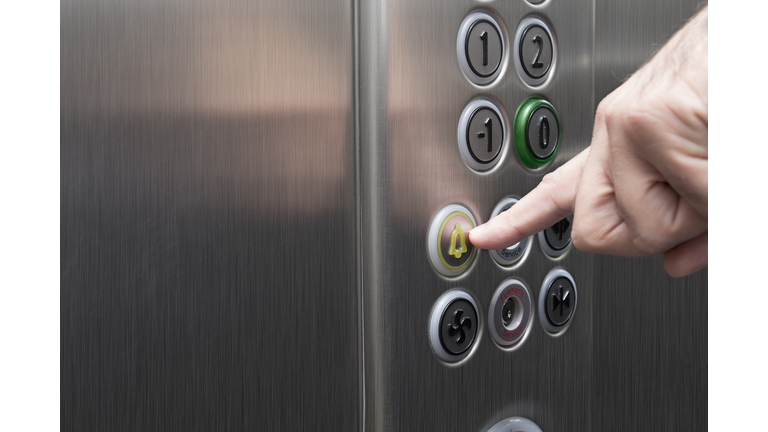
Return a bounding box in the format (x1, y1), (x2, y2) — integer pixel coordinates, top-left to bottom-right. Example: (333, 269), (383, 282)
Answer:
(470, 223), (486, 235)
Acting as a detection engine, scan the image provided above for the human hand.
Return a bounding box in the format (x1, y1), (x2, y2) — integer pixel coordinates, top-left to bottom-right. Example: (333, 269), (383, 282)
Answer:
(469, 6), (708, 277)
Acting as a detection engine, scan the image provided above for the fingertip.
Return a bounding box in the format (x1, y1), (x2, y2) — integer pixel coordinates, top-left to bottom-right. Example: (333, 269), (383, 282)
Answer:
(468, 223), (488, 249)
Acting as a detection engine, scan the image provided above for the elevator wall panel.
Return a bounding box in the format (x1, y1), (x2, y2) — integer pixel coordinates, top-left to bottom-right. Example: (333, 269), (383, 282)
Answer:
(592, 1), (708, 431)
(61, 0), (707, 430)
(60, 0), (360, 430)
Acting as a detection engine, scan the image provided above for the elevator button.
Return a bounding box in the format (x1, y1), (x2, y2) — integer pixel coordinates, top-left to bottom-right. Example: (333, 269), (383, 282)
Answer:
(519, 25), (553, 79)
(458, 98), (507, 171)
(457, 12), (506, 85)
(467, 107), (503, 163)
(514, 96), (560, 168)
(429, 289), (481, 363)
(488, 278), (532, 348)
(440, 299), (478, 355)
(489, 197), (530, 267)
(538, 215), (572, 258)
(513, 17), (556, 87)
(466, 20), (503, 78)
(538, 269), (578, 335)
(487, 417), (543, 432)
(428, 204), (478, 277)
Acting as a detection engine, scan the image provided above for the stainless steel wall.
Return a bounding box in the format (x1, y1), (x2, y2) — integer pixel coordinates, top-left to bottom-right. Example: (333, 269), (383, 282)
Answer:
(360, 1), (594, 430)
(61, 0), (706, 430)
(60, 0), (360, 430)
(592, 1), (707, 431)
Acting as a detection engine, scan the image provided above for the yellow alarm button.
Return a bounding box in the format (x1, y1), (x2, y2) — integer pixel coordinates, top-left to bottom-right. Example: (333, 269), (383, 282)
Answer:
(428, 204), (478, 277)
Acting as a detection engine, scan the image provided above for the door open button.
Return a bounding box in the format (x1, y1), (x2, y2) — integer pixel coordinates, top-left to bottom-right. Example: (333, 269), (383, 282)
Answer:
(538, 268), (578, 335)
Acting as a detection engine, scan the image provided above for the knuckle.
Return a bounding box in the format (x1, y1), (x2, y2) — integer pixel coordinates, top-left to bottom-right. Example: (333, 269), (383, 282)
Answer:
(571, 219), (602, 254)
(622, 106), (656, 134)
(539, 169), (572, 215)
(594, 99), (612, 125)
(630, 221), (670, 255)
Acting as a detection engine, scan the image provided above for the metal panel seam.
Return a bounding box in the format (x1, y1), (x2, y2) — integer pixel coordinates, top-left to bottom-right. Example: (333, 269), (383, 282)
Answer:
(352, 0), (366, 430)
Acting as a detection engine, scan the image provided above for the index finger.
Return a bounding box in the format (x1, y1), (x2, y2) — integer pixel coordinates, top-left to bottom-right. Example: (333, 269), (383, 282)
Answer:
(469, 147), (590, 250)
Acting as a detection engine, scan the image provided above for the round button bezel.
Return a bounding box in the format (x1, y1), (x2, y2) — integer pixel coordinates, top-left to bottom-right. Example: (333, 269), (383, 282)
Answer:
(487, 417), (543, 432)
(427, 203), (479, 278)
(538, 215), (573, 258)
(538, 268), (578, 335)
(513, 16), (557, 87)
(514, 96), (560, 169)
(457, 11), (507, 86)
(458, 98), (508, 172)
(429, 289), (482, 364)
(489, 196), (531, 267)
(488, 278), (533, 349)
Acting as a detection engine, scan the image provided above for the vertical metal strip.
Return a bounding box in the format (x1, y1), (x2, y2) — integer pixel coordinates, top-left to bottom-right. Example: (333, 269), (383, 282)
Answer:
(352, 0), (366, 430)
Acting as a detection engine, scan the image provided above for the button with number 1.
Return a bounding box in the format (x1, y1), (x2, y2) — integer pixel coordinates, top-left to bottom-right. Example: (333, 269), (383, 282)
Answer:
(457, 11), (506, 85)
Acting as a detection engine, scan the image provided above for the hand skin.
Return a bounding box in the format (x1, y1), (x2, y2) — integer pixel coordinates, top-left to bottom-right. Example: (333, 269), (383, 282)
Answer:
(469, 6), (708, 277)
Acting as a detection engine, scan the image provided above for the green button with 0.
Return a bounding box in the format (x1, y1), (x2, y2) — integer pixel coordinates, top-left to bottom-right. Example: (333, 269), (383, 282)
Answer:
(514, 96), (561, 168)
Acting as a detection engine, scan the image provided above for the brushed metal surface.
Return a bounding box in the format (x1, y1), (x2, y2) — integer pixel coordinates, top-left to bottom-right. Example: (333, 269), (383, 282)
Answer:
(60, 0), (360, 430)
(592, 1), (708, 431)
(361, 1), (594, 431)
(62, 0), (708, 430)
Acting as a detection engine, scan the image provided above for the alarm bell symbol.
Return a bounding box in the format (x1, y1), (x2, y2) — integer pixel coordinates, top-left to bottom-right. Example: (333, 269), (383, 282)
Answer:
(448, 224), (468, 259)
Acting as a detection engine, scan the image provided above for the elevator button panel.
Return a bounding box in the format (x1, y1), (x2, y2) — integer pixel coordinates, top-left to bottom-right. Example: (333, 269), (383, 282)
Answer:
(458, 98), (507, 171)
(514, 96), (561, 168)
(489, 197), (530, 267)
(488, 278), (532, 348)
(457, 11), (506, 85)
(538, 269), (578, 335)
(429, 289), (481, 363)
(513, 16), (556, 86)
(428, 204), (478, 277)
(539, 215), (572, 258)
(487, 417), (543, 432)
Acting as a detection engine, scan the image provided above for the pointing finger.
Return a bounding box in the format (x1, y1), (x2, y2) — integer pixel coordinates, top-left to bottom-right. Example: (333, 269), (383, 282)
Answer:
(469, 147), (590, 250)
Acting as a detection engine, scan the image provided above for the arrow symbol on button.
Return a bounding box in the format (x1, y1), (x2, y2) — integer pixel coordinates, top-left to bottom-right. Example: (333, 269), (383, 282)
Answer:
(551, 285), (571, 317)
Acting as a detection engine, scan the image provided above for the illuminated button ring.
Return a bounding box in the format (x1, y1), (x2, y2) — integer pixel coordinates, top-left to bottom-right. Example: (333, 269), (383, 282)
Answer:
(428, 203), (479, 278)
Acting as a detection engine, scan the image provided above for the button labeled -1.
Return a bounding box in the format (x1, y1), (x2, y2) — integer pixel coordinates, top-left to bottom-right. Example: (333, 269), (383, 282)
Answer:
(458, 98), (507, 172)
